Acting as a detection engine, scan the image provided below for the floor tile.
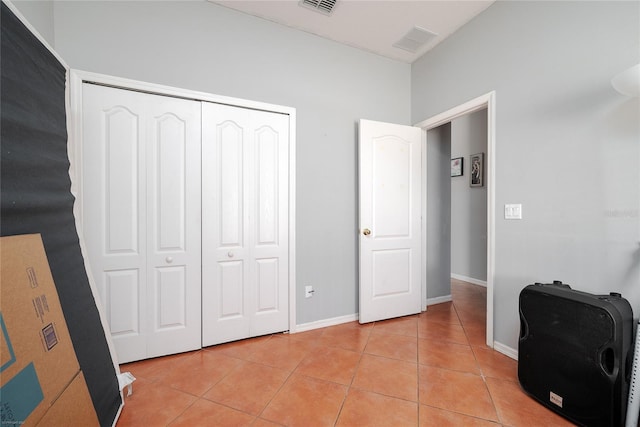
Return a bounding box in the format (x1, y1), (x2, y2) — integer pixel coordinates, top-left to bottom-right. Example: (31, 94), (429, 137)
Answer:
(261, 374), (347, 427)
(486, 377), (575, 427)
(364, 332), (417, 362)
(318, 323), (372, 353)
(457, 308), (486, 326)
(419, 303), (460, 325)
(464, 324), (490, 348)
(418, 338), (479, 374)
(295, 345), (361, 385)
(473, 346), (518, 382)
(114, 280), (524, 427)
(205, 335), (272, 360)
(158, 350), (242, 396)
(351, 354), (418, 401)
(247, 335), (316, 371)
(418, 365), (498, 422)
(251, 418), (283, 427)
(419, 405), (501, 426)
(418, 319), (468, 345)
(117, 377), (197, 426)
(371, 315), (418, 337)
(168, 399), (255, 426)
(336, 388), (418, 427)
(120, 351), (194, 383)
(203, 361), (289, 415)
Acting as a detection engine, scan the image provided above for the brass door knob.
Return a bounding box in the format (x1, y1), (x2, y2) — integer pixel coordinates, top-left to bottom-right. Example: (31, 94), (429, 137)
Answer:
(363, 228), (371, 236)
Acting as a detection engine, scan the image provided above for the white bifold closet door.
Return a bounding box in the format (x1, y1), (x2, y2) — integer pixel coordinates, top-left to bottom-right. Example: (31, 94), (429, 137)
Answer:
(201, 103), (289, 347)
(82, 84), (202, 364)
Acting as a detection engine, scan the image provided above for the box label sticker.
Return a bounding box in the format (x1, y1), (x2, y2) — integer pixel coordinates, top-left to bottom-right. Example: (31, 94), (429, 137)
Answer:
(27, 266), (39, 289)
(550, 391), (563, 408)
(42, 323), (58, 351)
(0, 362), (44, 423)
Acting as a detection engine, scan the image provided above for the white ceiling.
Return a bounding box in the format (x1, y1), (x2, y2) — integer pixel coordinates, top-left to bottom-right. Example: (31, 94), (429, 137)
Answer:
(209, 0), (495, 63)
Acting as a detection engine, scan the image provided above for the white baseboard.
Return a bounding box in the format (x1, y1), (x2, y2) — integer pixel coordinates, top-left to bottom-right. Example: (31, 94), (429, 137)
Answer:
(426, 295), (453, 306)
(294, 313), (359, 333)
(451, 273), (487, 287)
(493, 341), (518, 360)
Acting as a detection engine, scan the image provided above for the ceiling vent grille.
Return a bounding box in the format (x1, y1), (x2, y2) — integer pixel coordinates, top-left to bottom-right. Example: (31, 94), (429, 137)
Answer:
(299, 0), (337, 16)
(393, 26), (438, 53)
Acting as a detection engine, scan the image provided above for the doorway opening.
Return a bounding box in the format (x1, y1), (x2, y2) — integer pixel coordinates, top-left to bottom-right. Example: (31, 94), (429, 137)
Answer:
(416, 92), (496, 349)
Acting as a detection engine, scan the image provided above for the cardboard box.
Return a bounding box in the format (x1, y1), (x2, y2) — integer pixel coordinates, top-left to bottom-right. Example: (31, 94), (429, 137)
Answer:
(1, 234), (97, 426)
(36, 372), (99, 426)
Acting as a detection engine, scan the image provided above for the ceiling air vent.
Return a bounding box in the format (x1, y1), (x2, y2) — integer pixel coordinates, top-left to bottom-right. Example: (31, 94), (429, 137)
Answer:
(393, 26), (438, 53)
(299, 0), (337, 16)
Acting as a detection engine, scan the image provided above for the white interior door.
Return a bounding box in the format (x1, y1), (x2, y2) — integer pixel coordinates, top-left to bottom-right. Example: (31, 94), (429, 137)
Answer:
(202, 102), (289, 347)
(82, 84), (202, 363)
(359, 119), (422, 324)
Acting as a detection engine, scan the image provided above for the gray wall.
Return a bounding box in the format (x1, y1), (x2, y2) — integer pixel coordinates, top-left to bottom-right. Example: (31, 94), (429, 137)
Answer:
(451, 109), (488, 282)
(11, 0), (54, 45)
(14, 0), (411, 325)
(13, 1), (639, 349)
(413, 1), (640, 349)
(426, 124), (452, 300)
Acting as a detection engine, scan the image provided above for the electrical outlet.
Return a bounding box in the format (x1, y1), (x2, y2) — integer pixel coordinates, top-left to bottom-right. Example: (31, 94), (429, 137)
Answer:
(305, 285), (314, 298)
(505, 204), (522, 220)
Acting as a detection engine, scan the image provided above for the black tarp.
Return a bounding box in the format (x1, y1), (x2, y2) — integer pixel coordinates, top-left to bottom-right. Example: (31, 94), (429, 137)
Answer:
(1, 3), (121, 426)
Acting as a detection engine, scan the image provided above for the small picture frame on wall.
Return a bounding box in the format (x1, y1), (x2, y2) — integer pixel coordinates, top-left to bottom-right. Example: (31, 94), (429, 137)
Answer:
(470, 153), (484, 187)
(451, 157), (463, 177)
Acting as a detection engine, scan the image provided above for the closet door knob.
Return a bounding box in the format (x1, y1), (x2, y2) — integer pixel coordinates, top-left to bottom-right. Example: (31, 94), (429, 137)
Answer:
(362, 228), (371, 236)
(228, 252), (234, 258)
(165, 256), (173, 264)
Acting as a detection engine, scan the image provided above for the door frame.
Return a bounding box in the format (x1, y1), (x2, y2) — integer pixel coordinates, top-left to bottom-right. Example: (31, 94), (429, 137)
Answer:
(415, 91), (496, 348)
(67, 70), (299, 340)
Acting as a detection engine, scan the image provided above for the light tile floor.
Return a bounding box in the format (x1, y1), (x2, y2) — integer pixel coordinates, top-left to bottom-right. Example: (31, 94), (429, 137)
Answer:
(117, 279), (574, 426)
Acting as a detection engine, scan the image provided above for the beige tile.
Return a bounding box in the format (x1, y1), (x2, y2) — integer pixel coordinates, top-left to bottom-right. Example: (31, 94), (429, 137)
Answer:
(261, 374), (347, 427)
(352, 354), (418, 401)
(418, 365), (498, 422)
(336, 388), (418, 427)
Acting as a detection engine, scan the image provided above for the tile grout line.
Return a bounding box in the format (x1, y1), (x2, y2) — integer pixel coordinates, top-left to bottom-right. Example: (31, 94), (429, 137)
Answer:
(453, 284), (504, 426)
(332, 320), (375, 426)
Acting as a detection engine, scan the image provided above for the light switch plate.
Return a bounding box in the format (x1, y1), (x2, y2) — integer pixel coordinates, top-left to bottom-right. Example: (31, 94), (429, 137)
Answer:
(505, 204), (522, 220)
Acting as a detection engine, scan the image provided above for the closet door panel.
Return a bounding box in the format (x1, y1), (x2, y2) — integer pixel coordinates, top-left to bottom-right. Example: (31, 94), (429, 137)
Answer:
(202, 103), (251, 346)
(104, 107), (140, 253)
(202, 104), (289, 345)
(83, 85), (147, 363)
(249, 110), (289, 336)
(146, 96), (202, 359)
(255, 258), (278, 312)
(83, 84), (201, 363)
